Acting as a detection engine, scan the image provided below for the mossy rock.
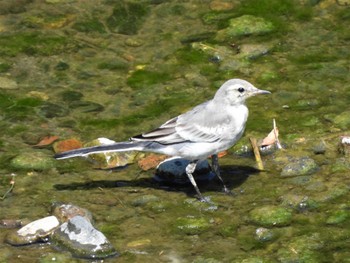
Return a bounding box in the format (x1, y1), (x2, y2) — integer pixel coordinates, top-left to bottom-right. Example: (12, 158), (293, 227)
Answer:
(249, 206), (292, 227)
(174, 217), (211, 235)
(0, 32), (73, 56)
(216, 15), (275, 41)
(280, 157), (318, 177)
(10, 151), (56, 170)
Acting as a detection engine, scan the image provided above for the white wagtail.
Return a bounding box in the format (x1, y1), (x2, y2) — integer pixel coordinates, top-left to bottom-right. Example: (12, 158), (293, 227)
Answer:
(55, 79), (270, 200)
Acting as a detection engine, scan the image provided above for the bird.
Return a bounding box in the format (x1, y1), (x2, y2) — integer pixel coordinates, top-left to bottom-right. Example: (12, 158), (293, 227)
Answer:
(55, 79), (270, 201)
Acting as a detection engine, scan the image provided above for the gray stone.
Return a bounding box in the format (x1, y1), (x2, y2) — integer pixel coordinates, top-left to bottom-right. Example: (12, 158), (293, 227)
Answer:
(52, 215), (118, 259)
(281, 157), (318, 177)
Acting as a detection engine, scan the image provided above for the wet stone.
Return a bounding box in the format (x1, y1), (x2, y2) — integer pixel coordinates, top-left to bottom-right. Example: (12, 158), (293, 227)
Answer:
(312, 140), (327, 154)
(60, 90), (84, 102)
(277, 233), (324, 263)
(249, 206), (293, 227)
(5, 216), (59, 246)
(326, 208), (349, 225)
(39, 102), (69, 118)
(255, 227), (276, 242)
(215, 15), (275, 41)
(184, 198), (218, 212)
(10, 151), (55, 170)
(279, 194), (319, 212)
(51, 215), (118, 259)
(51, 203), (93, 224)
(0, 77), (18, 89)
(332, 111), (350, 130)
(174, 216), (211, 235)
(69, 101), (104, 113)
(237, 43), (274, 60)
(280, 157), (318, 177)
(131, 194), (160, 207)
(154, 157), (215, 185)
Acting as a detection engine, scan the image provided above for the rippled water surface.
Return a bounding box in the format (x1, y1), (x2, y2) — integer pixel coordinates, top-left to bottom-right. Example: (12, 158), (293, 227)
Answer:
(0, 0), (349, 262)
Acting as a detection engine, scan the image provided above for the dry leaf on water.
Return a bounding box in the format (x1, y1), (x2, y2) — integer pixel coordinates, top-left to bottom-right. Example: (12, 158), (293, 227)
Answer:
(34, 135), (59, 147)
(53, 139), (83, 153)
(138, 154), (169, 171)
(260, 127), (279, 147)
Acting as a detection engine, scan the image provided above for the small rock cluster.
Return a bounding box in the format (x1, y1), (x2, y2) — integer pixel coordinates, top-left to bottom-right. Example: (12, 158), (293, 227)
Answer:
(4, 203), (118, 259)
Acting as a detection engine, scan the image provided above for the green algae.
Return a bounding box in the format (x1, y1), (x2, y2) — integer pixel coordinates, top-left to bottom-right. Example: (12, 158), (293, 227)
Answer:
(0, 32), (73, 56)
(0, 61), (11, 72)
(176, 46), (211, 64)
(174, 217), (211, 235)
(73, 19), (106, 34)
(106, 2), (150, 35)
(0, 93), (43, 121)
(126, 70), (172, 90)
(97, 60), (129, 71)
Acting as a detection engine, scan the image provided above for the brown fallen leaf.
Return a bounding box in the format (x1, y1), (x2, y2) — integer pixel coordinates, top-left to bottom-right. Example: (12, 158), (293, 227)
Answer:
(260, 119), (282, 149)
(138, 154), (169, 171)
(34, 135), (59, 147)
(53, 139), (83, 153)
(261, 127), (279, 146)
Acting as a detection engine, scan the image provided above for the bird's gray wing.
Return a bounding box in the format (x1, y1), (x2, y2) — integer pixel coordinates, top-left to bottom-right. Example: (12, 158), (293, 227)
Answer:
(131, 116), (186, 144)
(131, 101), (234, 144)
(175, 101), (233, 143)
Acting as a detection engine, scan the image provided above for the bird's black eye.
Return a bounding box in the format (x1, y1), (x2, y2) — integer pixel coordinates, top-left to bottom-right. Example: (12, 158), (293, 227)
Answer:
(238, 87), (245, 93)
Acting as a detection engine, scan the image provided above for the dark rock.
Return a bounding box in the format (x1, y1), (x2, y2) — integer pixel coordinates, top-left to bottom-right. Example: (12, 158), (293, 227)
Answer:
(39, 102), (69, 118)
(154, 157), (215, 185)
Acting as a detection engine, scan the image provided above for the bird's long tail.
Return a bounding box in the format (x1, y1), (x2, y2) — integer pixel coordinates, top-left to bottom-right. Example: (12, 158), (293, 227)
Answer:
(54, 141), (149, 160)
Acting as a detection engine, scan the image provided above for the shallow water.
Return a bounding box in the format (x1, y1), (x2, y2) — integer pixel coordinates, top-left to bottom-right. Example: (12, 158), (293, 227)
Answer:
(0, 0), (350, 262)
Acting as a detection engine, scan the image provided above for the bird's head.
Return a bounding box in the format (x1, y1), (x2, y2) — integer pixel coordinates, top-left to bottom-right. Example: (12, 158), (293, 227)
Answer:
(214, 79), (270, 105)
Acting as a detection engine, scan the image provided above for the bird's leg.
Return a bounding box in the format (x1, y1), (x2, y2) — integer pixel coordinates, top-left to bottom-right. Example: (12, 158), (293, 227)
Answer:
(185, 161), (206, 201)
(211, 154), (230, 194)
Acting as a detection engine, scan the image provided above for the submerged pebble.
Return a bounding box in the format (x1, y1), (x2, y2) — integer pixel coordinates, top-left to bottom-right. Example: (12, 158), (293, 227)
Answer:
(131, 194), (160, 207)
(10, 151), (55, 170)
(174, 216), (211, 235)
(255, 227), (276, 242)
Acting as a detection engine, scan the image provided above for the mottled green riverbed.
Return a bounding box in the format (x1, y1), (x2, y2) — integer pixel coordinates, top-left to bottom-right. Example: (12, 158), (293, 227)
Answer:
(0, 0), (350, 262)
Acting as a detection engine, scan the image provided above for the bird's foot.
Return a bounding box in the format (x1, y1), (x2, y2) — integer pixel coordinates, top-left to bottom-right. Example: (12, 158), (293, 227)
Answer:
(222, 186), (235, 196)
(197, 195), (212, 203)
